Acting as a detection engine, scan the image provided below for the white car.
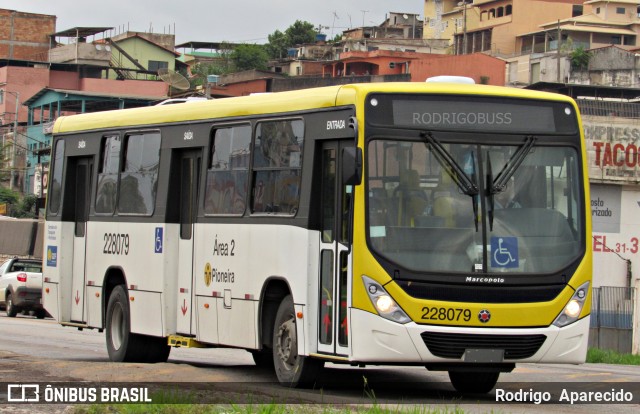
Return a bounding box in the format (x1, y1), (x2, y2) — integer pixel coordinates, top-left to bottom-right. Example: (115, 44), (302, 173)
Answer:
(0, 258), (45, 318)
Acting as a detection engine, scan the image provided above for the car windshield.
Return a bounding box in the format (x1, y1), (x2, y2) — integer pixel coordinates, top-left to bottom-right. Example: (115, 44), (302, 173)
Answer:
(366, 138), (583, 275)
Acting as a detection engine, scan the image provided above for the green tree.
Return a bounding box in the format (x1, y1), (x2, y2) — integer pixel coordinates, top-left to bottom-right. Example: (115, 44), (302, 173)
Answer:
(266, 20), (317, 59)
(284, 20), (316, 47)
(14, 194), (37, 218)
(0, 141), (10, 182)
(266, 30), (288, 59)
(570, 46), (591, 70)
(231, 44), (269, 71)
(0, 187), (19, 216)
(190, 62), (230, 88)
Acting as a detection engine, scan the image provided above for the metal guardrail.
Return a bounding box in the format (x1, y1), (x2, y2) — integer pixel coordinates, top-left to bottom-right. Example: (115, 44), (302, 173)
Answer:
(577, 100), (640, 119)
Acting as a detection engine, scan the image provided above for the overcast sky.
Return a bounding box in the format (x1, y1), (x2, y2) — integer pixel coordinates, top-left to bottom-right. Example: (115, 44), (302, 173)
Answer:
(1, 0), (424, 45)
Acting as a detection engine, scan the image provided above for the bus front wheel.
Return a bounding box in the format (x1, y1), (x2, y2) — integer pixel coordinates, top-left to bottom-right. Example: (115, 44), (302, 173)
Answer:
(448, 370), (499, 394)
(106, 285), (144, 362)
(272, 295), (323, 387)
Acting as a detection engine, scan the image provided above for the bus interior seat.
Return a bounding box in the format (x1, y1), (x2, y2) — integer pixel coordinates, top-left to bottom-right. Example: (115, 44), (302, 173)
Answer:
(393, 169), (428, 226)
(432, 171), (457, 227)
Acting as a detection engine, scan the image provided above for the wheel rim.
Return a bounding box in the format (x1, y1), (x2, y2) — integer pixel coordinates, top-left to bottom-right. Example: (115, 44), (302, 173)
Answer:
(6, 296), (12, 313)
(110, 303), (124, 350)
(276, 316), (297, 370)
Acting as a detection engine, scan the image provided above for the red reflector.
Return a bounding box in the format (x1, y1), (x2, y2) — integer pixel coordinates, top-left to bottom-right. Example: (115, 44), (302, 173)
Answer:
(17, 273), (27, 282)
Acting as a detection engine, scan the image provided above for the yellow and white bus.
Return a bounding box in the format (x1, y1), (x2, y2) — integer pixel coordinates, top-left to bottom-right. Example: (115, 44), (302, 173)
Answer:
(43, 81), (591, 393)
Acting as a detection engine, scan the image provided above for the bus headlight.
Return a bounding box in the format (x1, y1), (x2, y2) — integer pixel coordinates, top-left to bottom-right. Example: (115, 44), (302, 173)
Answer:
(553, 281), (589, 327)
(363, 276), (411, 324)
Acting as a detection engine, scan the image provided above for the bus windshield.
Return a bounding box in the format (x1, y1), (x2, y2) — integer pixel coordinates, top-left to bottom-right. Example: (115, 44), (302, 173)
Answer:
(366, 138), (583, 276)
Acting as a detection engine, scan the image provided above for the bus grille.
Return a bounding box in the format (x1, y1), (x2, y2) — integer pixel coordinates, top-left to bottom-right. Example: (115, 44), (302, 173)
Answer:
(397, 281), (565, 303)
(421, 332), (547, 360)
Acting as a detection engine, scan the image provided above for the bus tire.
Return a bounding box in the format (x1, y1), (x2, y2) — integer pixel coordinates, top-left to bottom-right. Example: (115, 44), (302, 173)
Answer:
(105, 285), (145, 362)
(448, 371), (499, 394)
(142, 335), (171, 363)
(251, 348), (274, 369)
(6, 293), (17, 317)
(273, 295), (323, 387)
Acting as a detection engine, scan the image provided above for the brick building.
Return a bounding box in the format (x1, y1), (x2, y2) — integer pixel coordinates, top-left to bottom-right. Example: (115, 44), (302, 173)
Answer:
(0, 9), (56, 61)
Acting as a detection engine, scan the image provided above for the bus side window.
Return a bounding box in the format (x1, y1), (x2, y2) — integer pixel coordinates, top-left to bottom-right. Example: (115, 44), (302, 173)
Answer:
(48, 139), (65, 215)
(117, 132), (161, 215)
(95, 135), (121, 214)
(251, 119), (304, 215)
(204, 124), (252, 215)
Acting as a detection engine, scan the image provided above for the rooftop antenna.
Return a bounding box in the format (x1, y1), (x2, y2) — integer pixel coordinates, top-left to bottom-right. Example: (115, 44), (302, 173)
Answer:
(157, 68), (190, 96)
(331, 11), (339, 38)
(361, 10), (369, 28)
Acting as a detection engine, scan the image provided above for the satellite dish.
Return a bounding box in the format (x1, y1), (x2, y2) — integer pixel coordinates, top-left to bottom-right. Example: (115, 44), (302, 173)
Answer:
(157, 68), (190, 94)
(403, 14), (409, 19)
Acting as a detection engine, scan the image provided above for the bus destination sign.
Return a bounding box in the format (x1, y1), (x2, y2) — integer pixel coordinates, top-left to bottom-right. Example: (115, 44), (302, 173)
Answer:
(391, 99), (557, 133)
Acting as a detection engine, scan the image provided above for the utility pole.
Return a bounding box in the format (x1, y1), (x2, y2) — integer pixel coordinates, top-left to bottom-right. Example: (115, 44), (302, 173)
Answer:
(1, 89), (20, 191)
(12, 91), (19, 191)
(557, 20), (562, 83)
(462, 2), (468, 54)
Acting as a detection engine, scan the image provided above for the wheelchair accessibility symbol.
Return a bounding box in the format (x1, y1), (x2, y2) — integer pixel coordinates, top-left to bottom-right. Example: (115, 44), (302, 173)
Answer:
(490, 236), (519, 268)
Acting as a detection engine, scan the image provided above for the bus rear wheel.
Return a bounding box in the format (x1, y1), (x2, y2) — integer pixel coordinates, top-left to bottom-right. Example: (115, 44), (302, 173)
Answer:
(273, 295), (323, 387)
(448, 370), (499, 394)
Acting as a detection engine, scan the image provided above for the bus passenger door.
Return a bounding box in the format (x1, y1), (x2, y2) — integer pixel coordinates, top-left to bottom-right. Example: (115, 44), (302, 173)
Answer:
(175, 149), (202, 335)
(70, 157), (93, 322)
(317, 140), (353, 357)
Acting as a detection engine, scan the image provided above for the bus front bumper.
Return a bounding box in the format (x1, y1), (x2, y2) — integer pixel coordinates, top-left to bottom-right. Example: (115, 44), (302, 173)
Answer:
(349, 308), (589, 365)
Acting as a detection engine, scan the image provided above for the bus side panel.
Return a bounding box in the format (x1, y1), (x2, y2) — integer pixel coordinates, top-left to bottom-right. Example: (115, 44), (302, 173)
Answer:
(86, 285), (102, 327)
(42, 221), (75, 323)
(217, 299), (257, 348)
(195, 296), (218, 344)
(161, 224), (180, 337)
(128, 290), (164, 336)
(193, 223), (317, 354)
(85, 221), (168, 336)
(304, 231), (320, 356)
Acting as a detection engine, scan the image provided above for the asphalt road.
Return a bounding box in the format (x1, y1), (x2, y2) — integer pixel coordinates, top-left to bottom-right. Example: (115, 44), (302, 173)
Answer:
(1, 313), (639, 413)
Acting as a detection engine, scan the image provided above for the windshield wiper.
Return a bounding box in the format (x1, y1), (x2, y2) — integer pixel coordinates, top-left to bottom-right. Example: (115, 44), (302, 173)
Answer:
(421, 132), (478, 196)
(487, 135), (536, 230)
(422, 132), (479, 231)
(491, 135), (536, 193)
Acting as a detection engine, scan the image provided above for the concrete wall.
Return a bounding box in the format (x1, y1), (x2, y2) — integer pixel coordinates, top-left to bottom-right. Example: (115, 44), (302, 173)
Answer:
(571, 46), (640, 87)
(214, 79), (269, 97)
(112, 31), (175, 51)
(48, 43), (112, 65)
(269, 74), (410, 93)
(0, 65), (49, 123)
(0, 219), (43, 258)
(589, 327), (633, 353)
(410, 52), (505, 84)
(80, 78), (167, 97)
